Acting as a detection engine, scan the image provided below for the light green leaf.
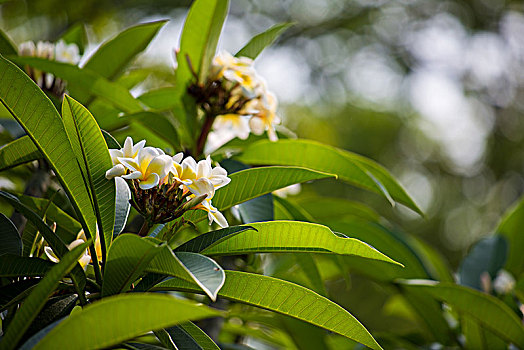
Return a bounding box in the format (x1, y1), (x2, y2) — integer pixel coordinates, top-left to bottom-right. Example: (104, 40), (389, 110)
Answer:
(273, 196), (315, 222)
(154, 271), (383, 350)
(9, 56), (143, 113)
(236, 139), (422, 215)
(236, 22), (293, 59)
(33, 293), (220, 350)
(174, 225), (256, 253)
(83, 21), (167, 80)
(297, 196), (380, 223)
(60, 23), (87, 55)
(185, 166), (334, 224)
(138, 87), (177, 110)
(0, 254), (53, 277)
(401, 280), (524, 348)
(327, 219), (428, 280)
(0, 213), (22, 256)
(173, 0), (229, 140)
(62, 95), (116, 260)
(0, 135), (40, 171)
(0, 56), (98, 255)
(0, 241), (89, 350)
(462, 315), (506, 350)
(200, 220), (401, 266)
(0, 29), (17, 56)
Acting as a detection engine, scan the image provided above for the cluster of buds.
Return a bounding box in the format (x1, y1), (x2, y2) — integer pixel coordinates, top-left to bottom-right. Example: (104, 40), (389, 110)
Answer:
(189, 50), (281, 143)
(105, 137), (231, 229)
(18, 40), (80, 97)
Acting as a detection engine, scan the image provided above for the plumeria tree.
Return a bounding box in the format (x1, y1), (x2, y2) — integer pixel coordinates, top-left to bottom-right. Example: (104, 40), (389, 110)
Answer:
(2, 0), (524, 349)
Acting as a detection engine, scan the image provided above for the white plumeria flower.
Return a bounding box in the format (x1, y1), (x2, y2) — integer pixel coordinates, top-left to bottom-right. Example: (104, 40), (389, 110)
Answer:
(493, 269), (515, 294)
(119, 147), (173, 190)
(212, 51), (262, 99)
(105, 137), (146, 179)
(44, 228), (102, 270)
(248, 91), (281, 141)
(18, 41), (36, 56)
(187, 177), (228, 228)
(54, 40), (81, 65)
(178, 155), (231, 190)
(213, 113), (251, 140)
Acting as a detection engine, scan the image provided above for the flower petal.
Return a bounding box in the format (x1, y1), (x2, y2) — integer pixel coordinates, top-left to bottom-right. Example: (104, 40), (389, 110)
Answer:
(105, 164), (126, 179)
(139, 173), (160, 190)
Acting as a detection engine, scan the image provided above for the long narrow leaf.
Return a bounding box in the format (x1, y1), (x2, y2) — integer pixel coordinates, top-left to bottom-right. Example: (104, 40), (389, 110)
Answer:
(33, 293), (220, 350)
(0, 241), (89, 350)
(174, 225), (255, 253)
(0, 55), (98, 260)
(0, 135), (41, 171)
(0, 213), (22, 255)
(9, 56), (143, 113)
(199, 221), (401, 266)
(236, 22), (293, 59)
(62, 95), (116, 261)
(154, 271), (383, 350)
(237, 139), (422, 215)
(0, 254), (53, 277)
(0, 29), (17, 56)
(401, 280), (524, 348)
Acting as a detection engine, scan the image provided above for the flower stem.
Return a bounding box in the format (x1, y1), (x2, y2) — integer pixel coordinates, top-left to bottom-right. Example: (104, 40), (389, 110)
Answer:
(195, 112), (216, 157)
(138, 220), (151, 237)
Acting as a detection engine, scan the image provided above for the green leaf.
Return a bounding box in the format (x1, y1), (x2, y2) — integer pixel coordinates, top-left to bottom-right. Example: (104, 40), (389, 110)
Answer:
(294, 253), (327, 296)
(102, 129), (121, 149)
(0, 254), (53, 277)
(0, 56), (98, 257)
(184, 166), (334, 224)
(83, 21), (167, 81)
(165, 322), (220, 350)
(327, 219), (428, 280)
(273, 196), (315, 222)
(0, 241), (89, 350)
(102, 234), (164, 297)
(236, 139), (423, 215)
(0, 135), (41, 171)
(33, 293), (220, 350)
(462, 315), (506, 350)
(173, 0), (229, 139)
(60, 23), (87, 55)
(238, 193), (274, 223)
(497, 195), (524, 276)
(0, 29), (17, 56)
(147, 248), (225, 301)
(174, 225), (256, 253)
(9, 56), (143, 113)
(154, 271), (383, 350)
(0, 279), (40, 311)
(0, 213), (22, 256)
(400, 280), (524, 348)
(458, 236), (508, 290)
(138, 87), (177, 110)
(236, 22), (293, 59)
(62, 95), (116, 261)
(0, 191), (87, 292)
(200, 220), (401, 266)
(114, 177), (131, 235)
(297, 196), (380, 223)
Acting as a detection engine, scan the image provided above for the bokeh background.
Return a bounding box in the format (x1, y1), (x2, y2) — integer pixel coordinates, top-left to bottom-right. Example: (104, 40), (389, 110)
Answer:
(2, 0), (524, 279)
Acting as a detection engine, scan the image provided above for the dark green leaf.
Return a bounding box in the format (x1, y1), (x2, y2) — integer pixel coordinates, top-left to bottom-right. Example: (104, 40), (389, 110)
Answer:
(166, 322), (220, 350)
(0, 254), (53, 277)
(0, 29), (17, 56)
(236, 22), (293, 59)
(497, 195), (524, 276)
(0, 213), (22, 255)
(458, 236), (508, 290)
(0, 241), (89, 350)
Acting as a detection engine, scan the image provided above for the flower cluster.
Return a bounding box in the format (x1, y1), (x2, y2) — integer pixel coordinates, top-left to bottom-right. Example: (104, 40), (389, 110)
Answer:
(19, 40), (80, 97)
(190, 51), (281, 148)
(105, 137), (230, 228)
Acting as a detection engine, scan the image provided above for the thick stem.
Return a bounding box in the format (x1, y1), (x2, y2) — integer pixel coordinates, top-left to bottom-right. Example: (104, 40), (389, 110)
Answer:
(195, 113), (216, 157)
